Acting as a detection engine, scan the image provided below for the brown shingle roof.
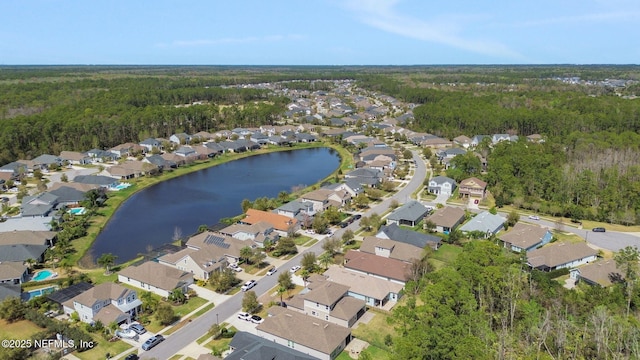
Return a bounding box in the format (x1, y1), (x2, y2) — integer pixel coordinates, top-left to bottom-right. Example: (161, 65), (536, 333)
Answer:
(360, 236), (422, 262)
(426, 206), (466, 229)
(323, 267), (404, 301)
(256, 308), (351, 355)
(459, 177), (487, 189)
(344, 250), (410, 282)
(0, 230), (56, 246)
(69, 283), (133, 308)
(499, 223), (550, 250)
(118, 261), (193, 291)
(304, 281), (349, 306)
(243, 209), (297, 233)
(577, 259), (624, 287)
(527, 242), (598, 269)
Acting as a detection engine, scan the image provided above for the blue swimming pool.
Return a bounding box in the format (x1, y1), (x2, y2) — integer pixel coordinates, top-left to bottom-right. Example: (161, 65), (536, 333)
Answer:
(33, 270), (54, 281)
(68, 207), (86, 215)
(26, 286), (57, 300)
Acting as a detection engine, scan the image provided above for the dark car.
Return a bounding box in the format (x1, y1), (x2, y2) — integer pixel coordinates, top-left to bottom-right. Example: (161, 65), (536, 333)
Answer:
(124, 354), (139, 360)
(340, 222), (349, 228)
(128, 323), (146, 335)
(142, 335), (164, 351)
(353, 214), (362, 220)
(250, 315), (264, 324)
(592, 227), (606, 232)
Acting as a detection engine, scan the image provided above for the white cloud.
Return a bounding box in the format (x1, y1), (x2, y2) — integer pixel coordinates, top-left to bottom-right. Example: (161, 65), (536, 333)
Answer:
(341, 0), (525, 60)
(508, 11), (640, 28)
(156, 34), (304, 48)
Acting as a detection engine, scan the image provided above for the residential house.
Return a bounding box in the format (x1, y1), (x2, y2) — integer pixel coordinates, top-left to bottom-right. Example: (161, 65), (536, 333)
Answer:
(175, 146), (197, 158)
(499, 223), (553, 253)
(73, 175), (120, 190)
(526, 134), (544, 143)
(527, 242), (598, 272)
(250, 133), (269, 145)
(192, 131), (214, 142)
(59, 151), (92, 165)
(170, 133), (191, 145)
(323, 267), (403, 308)
(275, 200), (316, 220)
(118, 261), (194, 298)
(242, 209), (299, 237)
(158, 232), (246, 280)
(86, 149), (118, 163)
(193, 145), (219, 159)
(203, 142), (225, 155)
(139, 138), (163, 152)
(300, 189), (350, 212)
(287, 280), (365, 328)
(322, 181), (363, 197)
(217, 222), (278, 248)
(256, 307), (352, 360)
(0, 284), (22, 302)
(296, 133), (317, 143)
(425, 206), (466, 234)
(570, 259), (623, 287)
(21, 192), (58, 217)
(62, 282), (142, 325)
(0, 230), (57, 247)
(427, 175), (456, 196)
(108, 160), (158, 179)
(219, 141), (247, 153)
(31, 154), (63, 170)
(110, 143), (144, 157)
(359, 236), (423, 262)
(0, 161), (28, 179)
(420, 136), (452, 149)
(235, 139), (261, 151)
(227, 331), (317, 360)
(470, 135), (490, 147)
(47, 186), (86, 207)
(0, 216), (54, 232)
(0, 244), (49, 263)
(491, 134), (511, 144)
(385, 200), (430, 227)
(0, 262), (29, 285)
(343, 168), (383, 187)
(458, 177), (487, 198)
(459, 211), (505, 238)
(377, 223), (441, 250)
(144, 155), (176, 170)
(453, 135), (472, 148)
(343, 250), (410, 284)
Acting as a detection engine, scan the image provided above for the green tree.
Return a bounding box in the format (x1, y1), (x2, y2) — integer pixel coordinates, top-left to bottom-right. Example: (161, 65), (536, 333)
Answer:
(322, 237), (342, 255)
(242, 291), (259, 313)
(615, 246), (640, 318)
(0, 296), (26, 322)
(312, 215), (329, 235)
(322, 206), (342, 225)
(209, 268), (239, 293)
(278, 271), (294, 290)
(168, 289), (186, 304)
(60, 173), (68, 182)
(301, 252), (317, 272)
(353, 193), (369, 208)
(318, 252), (334, 270)
(506, 210), (520, 228)
(241, 199), (252, 213)
(275, 237), (297, 256)
(240, 246), (254, 264)
(97, 253), (117, 274)
(140, 291), (158, 314)
(342, 229), (355, 245)
(155, 303), (176, 326)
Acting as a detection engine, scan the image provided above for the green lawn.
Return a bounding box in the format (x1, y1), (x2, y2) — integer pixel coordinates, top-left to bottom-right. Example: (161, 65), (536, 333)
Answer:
(74, 335), (133, 360)
(294, 235), (313, 245)
(337, 344), (392, 360)
(351, 312), (395, 353)
(0, 319), (43, 340)
(431, 244), (462, 266)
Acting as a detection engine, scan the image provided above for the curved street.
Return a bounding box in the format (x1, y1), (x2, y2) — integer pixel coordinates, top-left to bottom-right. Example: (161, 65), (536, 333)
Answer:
(142, 150), (428, 359)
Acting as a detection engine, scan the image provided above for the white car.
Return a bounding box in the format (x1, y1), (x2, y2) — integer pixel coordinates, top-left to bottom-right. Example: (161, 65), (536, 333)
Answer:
(528, 215), (540, 220)
(241, 280), (257, 291)
(266, 267), (277, 276)
(290, 265), (301, 273)
(237, 312), (251, 321)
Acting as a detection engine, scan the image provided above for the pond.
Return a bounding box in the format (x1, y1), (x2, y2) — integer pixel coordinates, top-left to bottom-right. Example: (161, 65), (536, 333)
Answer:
(90, 147), (340, 263)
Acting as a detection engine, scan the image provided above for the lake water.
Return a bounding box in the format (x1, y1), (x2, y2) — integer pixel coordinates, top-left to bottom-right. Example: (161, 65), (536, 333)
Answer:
(90, 147), (340, 263)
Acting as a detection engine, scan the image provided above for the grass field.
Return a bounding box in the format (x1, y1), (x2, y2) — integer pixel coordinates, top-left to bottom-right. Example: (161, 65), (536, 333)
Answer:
(431, 244), (462, 266)
(0, 319), (43, 340)
(351, 312), (395, 354)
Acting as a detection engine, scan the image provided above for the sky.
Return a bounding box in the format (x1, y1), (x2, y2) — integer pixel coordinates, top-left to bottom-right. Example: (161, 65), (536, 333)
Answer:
(1, 0), (639, 65)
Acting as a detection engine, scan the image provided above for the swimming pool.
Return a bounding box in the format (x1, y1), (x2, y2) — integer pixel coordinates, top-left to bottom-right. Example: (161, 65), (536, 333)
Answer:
(112, 183), (132, 190)
(33, 270), (55, 281)
(26, 286), (57, 300)
(67, 207), (86, 215)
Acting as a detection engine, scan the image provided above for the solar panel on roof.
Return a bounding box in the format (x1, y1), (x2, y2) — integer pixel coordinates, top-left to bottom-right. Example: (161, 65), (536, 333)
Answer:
(204, 234), (230, 249)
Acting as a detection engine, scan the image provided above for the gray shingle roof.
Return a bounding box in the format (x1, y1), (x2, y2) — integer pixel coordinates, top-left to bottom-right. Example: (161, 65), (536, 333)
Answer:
(387, 201), (430, 223)
(377, 224), (441, 249)
(459, 211), (505, 234)
(0, 244), (48, 262)
(73, 175), (119, 186)
(228, 331), (316, 360)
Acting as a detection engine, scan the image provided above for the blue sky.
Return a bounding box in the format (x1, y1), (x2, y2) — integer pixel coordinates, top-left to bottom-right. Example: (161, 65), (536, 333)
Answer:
(1, 0), (639, 65)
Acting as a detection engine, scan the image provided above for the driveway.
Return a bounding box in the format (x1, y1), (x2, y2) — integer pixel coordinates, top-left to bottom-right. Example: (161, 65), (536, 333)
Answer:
(141, 149), (430, 360)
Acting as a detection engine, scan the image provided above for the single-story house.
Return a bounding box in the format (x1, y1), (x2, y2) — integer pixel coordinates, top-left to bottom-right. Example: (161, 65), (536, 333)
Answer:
(570, 259), (624, 287)
(241, 209), (299, 237)
(499, 222), (553, 253)
(256, 307), (352, 360)
(0, 261), (29, 285)
(73, 175), (120, 189)
(139, 138), (163, 152)
(425, 206), (466, 234)
(59, 151), (93, 165)
(118, 261), (194, 298)
(527, 242), (598, 272)
(377, 223), (441, 250)
(0, 230), (57, 247)
(453, 135), (472, 148)
(459, 211), (505, 238)
(385, 200), (430, 227)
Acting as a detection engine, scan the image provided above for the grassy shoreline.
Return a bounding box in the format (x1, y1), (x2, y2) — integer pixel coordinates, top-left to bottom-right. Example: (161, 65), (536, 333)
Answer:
(73, 141), (351, 269)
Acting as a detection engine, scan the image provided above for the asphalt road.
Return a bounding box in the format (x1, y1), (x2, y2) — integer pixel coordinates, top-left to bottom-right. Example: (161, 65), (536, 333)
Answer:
(142, 150), (427, 359)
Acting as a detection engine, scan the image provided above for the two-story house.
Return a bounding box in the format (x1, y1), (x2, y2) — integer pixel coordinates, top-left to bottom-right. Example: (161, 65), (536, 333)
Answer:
(62, 282), (142, 325)
(427, 176), (456, 197)
(287, 281), (365, 328)
(458, 177), (487, 199)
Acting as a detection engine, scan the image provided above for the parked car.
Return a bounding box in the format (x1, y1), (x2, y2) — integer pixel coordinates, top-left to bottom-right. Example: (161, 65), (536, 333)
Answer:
(250, 315), (264, 324)
(274, 301), (287, 308)
(128, 323), (147, 335)
(592, 227), (606, 232)
(0, 197), (9, 203)
(237, 312), (252, 321)
(142, 335), (164, 351)
(241, 280), (257, 291)
(290, 265), (301, 273)
(266, 267), (277, 276)
(353, 214), (362, 220)
(340, 222), (349, 228)
(124, 354), (139, 360)
(528, 215), (540, 220)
